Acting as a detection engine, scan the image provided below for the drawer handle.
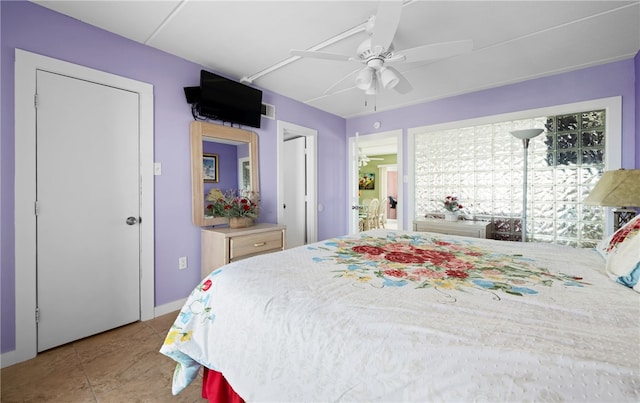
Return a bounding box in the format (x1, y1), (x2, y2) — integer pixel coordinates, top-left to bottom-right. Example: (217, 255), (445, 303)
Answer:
(253, 242), (266, 247)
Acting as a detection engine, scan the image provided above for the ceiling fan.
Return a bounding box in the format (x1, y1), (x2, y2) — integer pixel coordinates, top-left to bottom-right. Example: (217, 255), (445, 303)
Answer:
(359, 148), (384, 167)
(290, 1), (473, 96)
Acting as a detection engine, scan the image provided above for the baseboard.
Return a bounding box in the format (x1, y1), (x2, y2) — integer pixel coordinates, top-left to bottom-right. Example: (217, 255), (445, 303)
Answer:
(1, 299), (187, 369)
(153, 298), (186, 318)
(1, 350), (21, 369)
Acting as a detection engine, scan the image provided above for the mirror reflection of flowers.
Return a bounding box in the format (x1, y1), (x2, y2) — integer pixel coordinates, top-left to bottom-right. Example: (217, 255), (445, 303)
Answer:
(443, 195), (463, 212)
(206, 188), (259, 218)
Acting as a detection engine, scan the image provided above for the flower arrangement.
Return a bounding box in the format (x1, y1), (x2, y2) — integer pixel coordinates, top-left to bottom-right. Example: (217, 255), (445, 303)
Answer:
(443, 195), (463, 212)
(206, 188), (259, 218)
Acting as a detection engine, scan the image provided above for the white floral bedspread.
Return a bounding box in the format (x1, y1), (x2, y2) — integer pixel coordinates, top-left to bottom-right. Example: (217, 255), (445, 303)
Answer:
(160, 229), (640, 402)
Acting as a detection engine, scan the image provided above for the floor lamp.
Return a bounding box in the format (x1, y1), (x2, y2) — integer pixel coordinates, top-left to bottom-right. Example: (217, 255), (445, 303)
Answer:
(511, 129), (544, 242)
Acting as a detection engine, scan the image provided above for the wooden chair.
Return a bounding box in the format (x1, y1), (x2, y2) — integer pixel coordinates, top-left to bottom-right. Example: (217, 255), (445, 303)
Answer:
(378, 197), (388, 229)
(358, 199), (371, 231)
(362, 198), (380, 230)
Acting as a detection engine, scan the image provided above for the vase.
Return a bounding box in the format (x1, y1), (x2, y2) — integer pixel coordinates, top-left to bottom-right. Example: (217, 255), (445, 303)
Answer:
(444, 212), (458, 222)
(229, 216), (254, 229)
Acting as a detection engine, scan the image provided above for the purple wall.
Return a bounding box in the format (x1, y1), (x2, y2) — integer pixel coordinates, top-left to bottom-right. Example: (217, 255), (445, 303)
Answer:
(1, 1), (637, 356)
(0, 1), (345, 354)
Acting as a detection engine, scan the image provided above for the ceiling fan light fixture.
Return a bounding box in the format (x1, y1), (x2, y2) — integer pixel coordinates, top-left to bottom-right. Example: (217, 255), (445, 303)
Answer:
(365, 75), (378, 95)
(380, 67), (399, 89)
(355, 67), (374, 90)
(289, 2), (474, 100)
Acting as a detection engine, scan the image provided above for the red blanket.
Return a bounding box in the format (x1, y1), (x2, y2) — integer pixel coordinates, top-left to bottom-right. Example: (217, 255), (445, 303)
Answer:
(202, 368), (244, 403)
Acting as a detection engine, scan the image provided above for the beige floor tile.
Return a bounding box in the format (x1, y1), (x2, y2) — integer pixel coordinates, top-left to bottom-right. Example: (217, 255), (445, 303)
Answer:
(1, 345), (95, 402)
(1, 313), (205, 402)
(82, 338), (165, 395)
(146, 311), (180, 336)
(94, 355), (203, 403)
(73, 321), (158, 364)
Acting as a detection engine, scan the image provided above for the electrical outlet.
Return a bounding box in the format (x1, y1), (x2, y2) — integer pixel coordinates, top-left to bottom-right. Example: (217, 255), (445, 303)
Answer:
(178, 256), (187, 270)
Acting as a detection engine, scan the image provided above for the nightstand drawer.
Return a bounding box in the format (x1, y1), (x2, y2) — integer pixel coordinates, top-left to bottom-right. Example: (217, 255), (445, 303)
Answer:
(230, 230), (283, 261)
(201, 224), (286, 278)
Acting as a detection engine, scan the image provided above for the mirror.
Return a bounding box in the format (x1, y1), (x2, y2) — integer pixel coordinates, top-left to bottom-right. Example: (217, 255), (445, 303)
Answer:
(190, 121), (259, 226)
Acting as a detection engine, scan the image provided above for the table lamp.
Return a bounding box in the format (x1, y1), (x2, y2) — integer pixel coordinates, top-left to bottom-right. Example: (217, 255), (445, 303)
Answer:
(584, 169), (640, 231)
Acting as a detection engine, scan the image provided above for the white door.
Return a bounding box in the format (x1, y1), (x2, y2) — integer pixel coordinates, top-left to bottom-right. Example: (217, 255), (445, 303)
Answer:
(36, 70), (140, 351)
(277, 121), (318, 247)
(283, 137), (306, 248)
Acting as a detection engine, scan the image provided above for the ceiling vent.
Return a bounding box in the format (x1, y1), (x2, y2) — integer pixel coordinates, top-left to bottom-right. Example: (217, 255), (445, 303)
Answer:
(261, 102), (275, 120)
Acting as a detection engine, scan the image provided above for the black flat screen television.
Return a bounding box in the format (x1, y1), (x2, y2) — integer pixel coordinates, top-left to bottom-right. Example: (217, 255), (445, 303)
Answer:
(191, 69), (262, 128)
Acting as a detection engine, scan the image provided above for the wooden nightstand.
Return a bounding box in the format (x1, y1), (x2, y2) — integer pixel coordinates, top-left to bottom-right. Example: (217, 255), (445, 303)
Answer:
(201, 223), (286, 278)
(413, 219), (493, 239)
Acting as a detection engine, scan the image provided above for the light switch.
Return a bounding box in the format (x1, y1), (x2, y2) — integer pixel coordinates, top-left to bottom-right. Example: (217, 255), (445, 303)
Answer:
(154, 162), (162, 175)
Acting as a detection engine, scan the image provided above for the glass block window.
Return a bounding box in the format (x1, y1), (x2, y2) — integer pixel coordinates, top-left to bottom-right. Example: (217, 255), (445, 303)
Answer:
(413, 110), (605, 247)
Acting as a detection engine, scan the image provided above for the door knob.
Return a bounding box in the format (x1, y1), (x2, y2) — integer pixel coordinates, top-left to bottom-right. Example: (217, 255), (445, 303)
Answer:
(126, 216), (138, 225)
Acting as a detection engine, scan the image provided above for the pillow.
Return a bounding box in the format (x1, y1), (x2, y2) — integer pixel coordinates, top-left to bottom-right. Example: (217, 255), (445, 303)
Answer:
(595, 235), (610, 259)
(602, 214), (640, 292)
(596, 213), (640, 258)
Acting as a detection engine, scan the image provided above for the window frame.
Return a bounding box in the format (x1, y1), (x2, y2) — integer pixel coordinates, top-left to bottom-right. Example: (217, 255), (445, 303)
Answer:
(407, 96), (622, 240)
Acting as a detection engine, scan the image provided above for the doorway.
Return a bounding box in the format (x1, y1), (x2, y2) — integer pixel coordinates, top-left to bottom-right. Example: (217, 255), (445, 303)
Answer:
(348, 130), (403, 234)
(277, 121), (317, 248)
(378, 164), (398, 230)
(10, 49), (154, 366)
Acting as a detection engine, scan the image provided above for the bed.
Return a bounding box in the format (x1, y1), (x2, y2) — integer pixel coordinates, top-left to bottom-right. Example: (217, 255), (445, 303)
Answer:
(160, 218), (640, 402)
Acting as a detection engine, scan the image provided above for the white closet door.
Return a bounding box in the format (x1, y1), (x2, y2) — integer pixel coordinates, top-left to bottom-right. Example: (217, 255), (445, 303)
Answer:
(36, 70), (140, 351)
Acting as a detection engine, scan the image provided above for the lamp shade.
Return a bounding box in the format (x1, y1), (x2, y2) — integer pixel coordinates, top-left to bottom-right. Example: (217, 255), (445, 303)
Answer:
(584, 169), (640, 207)
(380, 67), (399, 89)
(355, 68), (374, 90)
(510, 128), (544, 140)
(364, 74), (378, 95)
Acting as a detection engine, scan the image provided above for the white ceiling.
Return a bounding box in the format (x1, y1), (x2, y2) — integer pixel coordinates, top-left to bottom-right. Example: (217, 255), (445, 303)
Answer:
(33, 0), (639, 123)
(359, 134), (399, 158)
(34, 0), (640, 118)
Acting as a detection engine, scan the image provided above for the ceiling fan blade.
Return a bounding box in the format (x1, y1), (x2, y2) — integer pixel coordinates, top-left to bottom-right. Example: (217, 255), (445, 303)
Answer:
(386, 66), (412, 94)
(323, 68), (361, 95)
(290, 49), (354, 62)
(398, 40), (474, 63)
(370, 0), (403, 53)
